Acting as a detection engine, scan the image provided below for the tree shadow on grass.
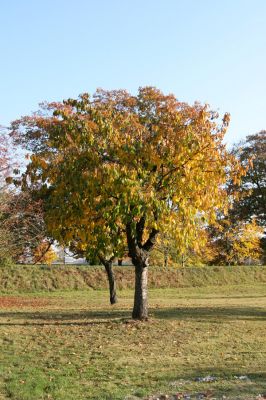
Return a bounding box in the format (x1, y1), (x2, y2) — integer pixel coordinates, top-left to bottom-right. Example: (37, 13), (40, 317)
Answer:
(0, 309), (131, 326)
(0, 305), (265, 327)
(153, 306), (266, 322)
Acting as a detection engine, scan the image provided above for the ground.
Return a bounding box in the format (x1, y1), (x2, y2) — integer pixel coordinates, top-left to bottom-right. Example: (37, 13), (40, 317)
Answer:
(0, 284), (265, 399)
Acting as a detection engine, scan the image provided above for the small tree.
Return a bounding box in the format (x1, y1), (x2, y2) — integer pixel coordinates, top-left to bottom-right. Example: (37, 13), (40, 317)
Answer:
(37, 165), (127, 304)
(207, 129), (266, 265)
(150, 224), (214, 267)
(230, 131), (266, 228)
(0, 127), (25, 264)
(209, 218), (263, 265)
(2, 190), (48, 263)
(61, 225), (125, 305)
(0, 126), (14, 189)
(11, 87), (243, 319)
(0, 191), (15, 264)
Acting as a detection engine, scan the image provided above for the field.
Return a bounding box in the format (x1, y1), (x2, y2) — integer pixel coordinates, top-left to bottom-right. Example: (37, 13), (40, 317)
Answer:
(0, 280), (266, 399)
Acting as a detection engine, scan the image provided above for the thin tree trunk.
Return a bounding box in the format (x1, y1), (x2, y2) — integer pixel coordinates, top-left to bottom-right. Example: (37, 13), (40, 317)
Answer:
(118, 258), (123, 266)
(164, 249), (169, 268)
(132, 265), (148, 320)
(104, 261), (117, 304)
(98, 255), (117, 305)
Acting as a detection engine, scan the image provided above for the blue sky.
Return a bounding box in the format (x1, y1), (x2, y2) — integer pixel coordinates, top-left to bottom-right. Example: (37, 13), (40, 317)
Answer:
(1, 0), (265, 144)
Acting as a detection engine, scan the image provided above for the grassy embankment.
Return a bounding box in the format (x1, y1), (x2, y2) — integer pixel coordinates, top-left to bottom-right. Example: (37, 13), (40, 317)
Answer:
(0, 265), (265, 399)
(0, 264), (266, 292)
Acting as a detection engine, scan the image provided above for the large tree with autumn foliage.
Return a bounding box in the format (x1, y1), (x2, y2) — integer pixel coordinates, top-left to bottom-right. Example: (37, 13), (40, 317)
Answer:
(11, 87), (243, 319)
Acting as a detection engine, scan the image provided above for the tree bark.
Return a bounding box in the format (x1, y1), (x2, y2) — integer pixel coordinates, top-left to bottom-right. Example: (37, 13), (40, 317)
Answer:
(98, 255), (117, 305)
(164, 249), (169, 268)
(104, 261), (117, 304)
(126, 220), (159, 320)
(118, 258), (123, 266)
(132, 265), (148, 320)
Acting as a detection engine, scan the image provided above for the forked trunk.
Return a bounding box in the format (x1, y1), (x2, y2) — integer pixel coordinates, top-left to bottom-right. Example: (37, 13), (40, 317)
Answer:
(132, 265), (148, 320)
(126, 220), (159, 320)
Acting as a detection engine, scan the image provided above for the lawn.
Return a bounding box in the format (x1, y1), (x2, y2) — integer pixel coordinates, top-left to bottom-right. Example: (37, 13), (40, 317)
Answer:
(0, 284), (265, 399)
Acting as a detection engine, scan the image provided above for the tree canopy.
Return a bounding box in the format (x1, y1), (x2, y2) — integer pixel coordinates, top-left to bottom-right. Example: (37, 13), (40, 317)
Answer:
(11, 87), (244, 319)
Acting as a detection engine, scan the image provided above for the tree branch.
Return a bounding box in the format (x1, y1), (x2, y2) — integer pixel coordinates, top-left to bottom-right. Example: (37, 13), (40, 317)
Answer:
(126, 222), (137, 257)
(33, 239), (54, 264)
(136, 216), (145, 247)
(98, 253), (115, 266)
(142, 228), (159, 252)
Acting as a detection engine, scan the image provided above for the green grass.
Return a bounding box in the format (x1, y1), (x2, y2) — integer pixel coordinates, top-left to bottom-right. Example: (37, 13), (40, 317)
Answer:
(0, 284), (266, 399)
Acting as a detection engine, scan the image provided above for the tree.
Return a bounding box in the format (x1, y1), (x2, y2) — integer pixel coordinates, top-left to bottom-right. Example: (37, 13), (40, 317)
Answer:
(230, 131), (266, 228)
(0, 127), (22, 264)
(150, 223), (214, 267)
(0, 192), (15, 264)
(0, 127), (51, 265)
(35, 167), (127, 304)
(223, 131), (266, 264)
(67, 225), (126, 304)
(208, 218), (263, 265)
(0, 190), (49, 263)
(11, 87), (243, 319)
(0, 126), (14, 189)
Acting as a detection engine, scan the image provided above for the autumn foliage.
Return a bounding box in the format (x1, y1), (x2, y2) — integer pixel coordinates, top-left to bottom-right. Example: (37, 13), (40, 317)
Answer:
(11, 87), (246, 318)
(33, 240), (57, 265)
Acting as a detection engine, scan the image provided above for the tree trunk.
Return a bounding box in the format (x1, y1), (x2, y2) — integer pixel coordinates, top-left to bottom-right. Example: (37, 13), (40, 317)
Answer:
(98, 254), (117, 304)
(164, 249), (169, 268)
(126, 220), (158, 320)
(132, 265), (148, 320)
(99, 256), (117, 304)
(118, 258), (123, 266)
(103, 261), (117, 305)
